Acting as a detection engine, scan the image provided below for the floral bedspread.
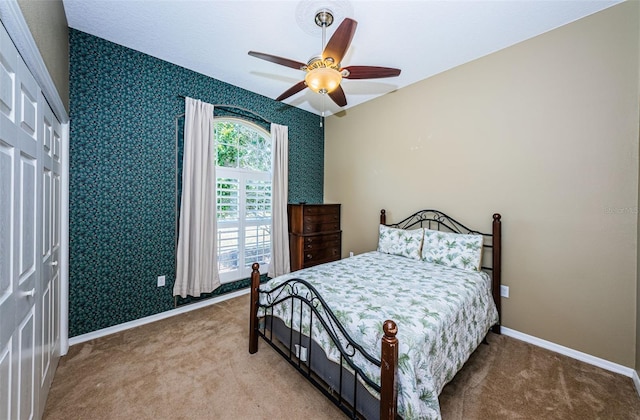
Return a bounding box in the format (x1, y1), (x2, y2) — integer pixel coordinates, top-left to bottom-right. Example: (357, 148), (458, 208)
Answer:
(258, 251), (499, 420)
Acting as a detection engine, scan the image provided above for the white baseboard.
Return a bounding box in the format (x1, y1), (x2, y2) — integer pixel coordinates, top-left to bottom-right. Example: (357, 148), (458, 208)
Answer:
(501, 327), (635, 379)
(68, 288), (250, 347)
(633, 369), (640, 398)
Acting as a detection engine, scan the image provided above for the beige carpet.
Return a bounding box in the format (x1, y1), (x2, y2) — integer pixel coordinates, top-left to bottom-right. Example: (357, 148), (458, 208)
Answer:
(44, 294), (640, 419)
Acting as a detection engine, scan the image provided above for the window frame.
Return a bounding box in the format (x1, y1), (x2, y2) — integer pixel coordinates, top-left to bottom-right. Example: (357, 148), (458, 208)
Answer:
(214, 117), (272, 283)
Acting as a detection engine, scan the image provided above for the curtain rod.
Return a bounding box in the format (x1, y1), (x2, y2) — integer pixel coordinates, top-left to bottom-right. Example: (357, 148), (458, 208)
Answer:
(177, 95), (272, 125)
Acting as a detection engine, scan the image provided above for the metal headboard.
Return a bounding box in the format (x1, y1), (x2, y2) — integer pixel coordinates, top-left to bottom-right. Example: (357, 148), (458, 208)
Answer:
(380, 208), (502, 334)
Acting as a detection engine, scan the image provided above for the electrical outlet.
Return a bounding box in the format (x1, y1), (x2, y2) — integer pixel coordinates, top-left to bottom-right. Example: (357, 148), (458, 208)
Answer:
(349, 251), (354, 258)
(157, 275), (166, 287)
(500, 285), (509, 298)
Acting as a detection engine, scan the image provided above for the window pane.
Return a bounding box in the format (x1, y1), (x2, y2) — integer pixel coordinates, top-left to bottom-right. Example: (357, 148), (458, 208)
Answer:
(217, 178), (239, 221)
(217, 143), (238, 168)
(214, 118), (272, 282)
(215, 120), (270, 171)
(218, 226), (239, 273)
(240, 131), (271, 171)
(215, 122), (236, 143)
(245, 179), (271, 220)
(215, 122), (239, 168)
(244, 224), (270, 267)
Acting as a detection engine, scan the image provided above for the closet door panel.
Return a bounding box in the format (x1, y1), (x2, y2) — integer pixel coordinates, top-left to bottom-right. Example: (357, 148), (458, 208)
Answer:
(0, 19), (62, 419)
(0, 23), (18, 419)
(17, 307), (36, 420)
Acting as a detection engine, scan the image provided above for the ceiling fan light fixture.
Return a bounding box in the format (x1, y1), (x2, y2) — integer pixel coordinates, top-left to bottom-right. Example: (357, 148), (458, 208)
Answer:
(304, 67), (342, 94)
(249, 10), (400, 110)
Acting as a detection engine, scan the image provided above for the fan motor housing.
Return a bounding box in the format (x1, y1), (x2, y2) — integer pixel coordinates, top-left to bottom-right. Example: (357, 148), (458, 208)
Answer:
(305, 55), (340, 72)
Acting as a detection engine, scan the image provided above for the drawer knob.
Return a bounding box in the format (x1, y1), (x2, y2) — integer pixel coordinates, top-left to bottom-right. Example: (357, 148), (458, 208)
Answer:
(306, 254), (312, 259)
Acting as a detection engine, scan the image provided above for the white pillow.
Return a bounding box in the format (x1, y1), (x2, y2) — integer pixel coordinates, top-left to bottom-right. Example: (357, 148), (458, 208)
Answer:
(377, 225), (423, 260)
(422, 228), (483, 271)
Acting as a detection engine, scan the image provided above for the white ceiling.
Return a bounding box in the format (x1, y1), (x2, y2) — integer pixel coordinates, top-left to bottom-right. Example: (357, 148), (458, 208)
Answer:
(62, 0), (623, 116)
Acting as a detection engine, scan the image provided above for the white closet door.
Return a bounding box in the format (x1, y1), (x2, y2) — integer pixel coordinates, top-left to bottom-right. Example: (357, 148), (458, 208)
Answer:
(0, 20), (62, 419)
(37, 88), (62, 416)
(0, 20), (19, 419)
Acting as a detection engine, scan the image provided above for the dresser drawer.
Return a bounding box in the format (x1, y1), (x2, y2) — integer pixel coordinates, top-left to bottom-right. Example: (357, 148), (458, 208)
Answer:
(303, 204), (340, 216)
(303, 246), (340, 263)
(289, 203), (340, 235)
(303, 233), (341, 250)
(303, 212), (339, 224)
(302, 220), (340, 233)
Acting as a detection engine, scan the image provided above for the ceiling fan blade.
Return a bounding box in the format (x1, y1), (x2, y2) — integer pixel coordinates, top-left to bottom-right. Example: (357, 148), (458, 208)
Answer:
(248, 51), (306, 70)
(328, 85), (347, 107)
(275, 81), (308, 101)
(342, 66), (401, 79)
(322, 18), (357, 64)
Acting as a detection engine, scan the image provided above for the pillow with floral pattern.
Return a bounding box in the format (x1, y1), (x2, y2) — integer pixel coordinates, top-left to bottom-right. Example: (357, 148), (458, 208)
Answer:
(422, 228), (483, 271)
(377, 225), (424, 260)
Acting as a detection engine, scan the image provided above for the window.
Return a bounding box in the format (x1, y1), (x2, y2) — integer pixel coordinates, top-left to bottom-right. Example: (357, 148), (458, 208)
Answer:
(215, 118), (271, 283)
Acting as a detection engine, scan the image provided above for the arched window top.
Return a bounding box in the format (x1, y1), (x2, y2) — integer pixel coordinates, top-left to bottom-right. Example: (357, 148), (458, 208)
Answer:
(214, 117), (271, 172)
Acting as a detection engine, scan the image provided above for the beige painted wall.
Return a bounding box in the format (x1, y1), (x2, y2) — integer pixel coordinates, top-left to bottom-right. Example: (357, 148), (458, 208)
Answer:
(637, 0), (640, 379)
(17, 0), (69, 112)
(325, 1), (639, 367)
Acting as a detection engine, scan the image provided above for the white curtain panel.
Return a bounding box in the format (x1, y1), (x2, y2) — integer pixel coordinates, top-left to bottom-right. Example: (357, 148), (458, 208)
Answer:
(268, 123), (290, 278)
(173, 97), (220, 298)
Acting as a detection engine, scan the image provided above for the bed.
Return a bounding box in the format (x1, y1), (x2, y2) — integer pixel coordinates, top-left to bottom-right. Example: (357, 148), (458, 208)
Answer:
(249, 209), (502, 419)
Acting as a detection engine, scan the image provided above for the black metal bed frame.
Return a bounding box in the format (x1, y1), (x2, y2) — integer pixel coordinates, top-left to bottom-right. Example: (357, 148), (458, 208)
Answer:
(383, 208), (495, 268)
(249, 209), (502, 419)
(256, 278), (381, 419)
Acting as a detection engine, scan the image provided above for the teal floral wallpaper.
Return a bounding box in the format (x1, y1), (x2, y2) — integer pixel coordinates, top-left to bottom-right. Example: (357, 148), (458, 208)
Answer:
(69, 29), (324, 337)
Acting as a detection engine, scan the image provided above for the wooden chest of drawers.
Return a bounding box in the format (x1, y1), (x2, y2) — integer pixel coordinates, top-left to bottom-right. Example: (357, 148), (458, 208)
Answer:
(288, 203), (341, 271)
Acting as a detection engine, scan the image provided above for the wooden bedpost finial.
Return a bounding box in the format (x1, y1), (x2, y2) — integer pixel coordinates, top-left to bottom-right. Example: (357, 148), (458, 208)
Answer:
(493, 213), (501, 222)
(380, 209), (387, 225)
(252, 262), (260, 272)
(383, 319), (397, 338)
(380, 319), (398, 420)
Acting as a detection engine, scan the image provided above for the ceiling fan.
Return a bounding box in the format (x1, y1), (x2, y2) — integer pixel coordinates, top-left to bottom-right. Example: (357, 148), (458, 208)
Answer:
(248, 10), (401, 108)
